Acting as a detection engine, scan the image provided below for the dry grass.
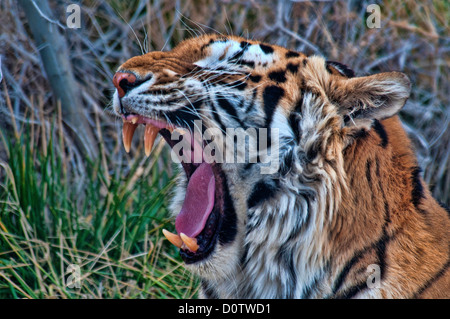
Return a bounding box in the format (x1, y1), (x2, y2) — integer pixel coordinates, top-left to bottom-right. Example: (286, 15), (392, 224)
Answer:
(0, 0), (448, 298)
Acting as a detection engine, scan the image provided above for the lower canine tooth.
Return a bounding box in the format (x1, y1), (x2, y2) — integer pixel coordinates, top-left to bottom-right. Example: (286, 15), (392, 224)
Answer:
(144, 124), (159, 157)
(122, 121), (138, 153)
(180, 233), (199, 252)
(162, 229), (183, 248)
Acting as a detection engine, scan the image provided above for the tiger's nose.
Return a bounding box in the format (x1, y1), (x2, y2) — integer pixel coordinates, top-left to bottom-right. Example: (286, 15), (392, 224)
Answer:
(113, 72), (137, 98)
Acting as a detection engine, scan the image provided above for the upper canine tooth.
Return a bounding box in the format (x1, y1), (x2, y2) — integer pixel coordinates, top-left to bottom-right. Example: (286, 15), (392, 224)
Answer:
(144, 124), (159, 157)
(180, 233), (199, 252)
(122, 121), (138, 153)
(130, 117), (138, 124)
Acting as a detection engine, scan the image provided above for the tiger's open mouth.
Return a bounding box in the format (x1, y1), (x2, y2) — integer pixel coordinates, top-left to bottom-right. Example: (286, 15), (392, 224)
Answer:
(121, 114), (227, 264)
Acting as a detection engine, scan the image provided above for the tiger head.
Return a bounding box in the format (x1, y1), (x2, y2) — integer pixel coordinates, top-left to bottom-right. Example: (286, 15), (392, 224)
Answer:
(112, 35), (410, 285)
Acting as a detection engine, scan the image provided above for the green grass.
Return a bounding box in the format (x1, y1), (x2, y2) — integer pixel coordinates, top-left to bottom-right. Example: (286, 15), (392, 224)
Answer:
(0, 121), (198, 299)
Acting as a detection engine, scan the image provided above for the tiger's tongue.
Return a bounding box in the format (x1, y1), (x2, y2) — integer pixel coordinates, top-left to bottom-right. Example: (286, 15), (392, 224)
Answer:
(175, 163), (215, 238)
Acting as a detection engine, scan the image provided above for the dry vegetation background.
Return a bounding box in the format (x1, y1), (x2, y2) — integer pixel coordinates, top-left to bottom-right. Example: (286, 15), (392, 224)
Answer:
(0, 0), (448, 298)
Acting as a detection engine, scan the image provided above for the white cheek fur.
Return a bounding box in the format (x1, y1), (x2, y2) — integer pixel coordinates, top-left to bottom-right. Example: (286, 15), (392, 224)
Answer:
(194, 39), (277, 70)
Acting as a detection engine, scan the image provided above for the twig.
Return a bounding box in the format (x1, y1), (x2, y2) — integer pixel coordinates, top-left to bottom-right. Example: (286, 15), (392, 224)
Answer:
(31, 0), (67, 30)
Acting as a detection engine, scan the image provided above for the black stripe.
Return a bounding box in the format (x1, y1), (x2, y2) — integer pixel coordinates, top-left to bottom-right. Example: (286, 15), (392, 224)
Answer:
(286, 50), (300, 58)
(240, 242), (250, 268)
(332, 249), (365, 294)
(262, 85), (285, 128)
(240, 41), (250, 49)
(326, 64), (334, 75)
(306, 139), (322, 161)
(262, 85), (284, 149)
(243, 162), (254, 171)
(326, 61), (355, 78)
(234, 81), (248, 91)
(279, 149), (295, 176)
(249, 74), (262, 83)
(217, 169), (237, 246)
(288, 113), (301, 143)
(216, 94), (246, 127)
(333, 227), (391, 299)
(366, 160), (372, 186)
(333, 281), (368, 299)
(237, 98), (245, 109)
(200, 38), (215, 51)
(411, 166), (425, 209)
(247, 179), (279, 209)
(375, 226), (389, 281)
(244, 213), (263, 237)
(351, 129), (369, 140)
(275, 245), (297, 298)
(234, 59), (255, 69)
(287, 62), (299, 74)
(228, 50), (246, 63)
(229, 43), (254, 68)
(375, 158), (381, 179)
(268, 70), (287, 83)
(259, 44), (274, 54)
(343, 115), (351, 124)
(411, 258), (450, 298)
(372, 120), (389, 148)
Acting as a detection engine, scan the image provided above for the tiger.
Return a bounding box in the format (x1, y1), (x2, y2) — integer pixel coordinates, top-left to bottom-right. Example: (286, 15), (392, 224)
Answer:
(112, 34), (450, 299)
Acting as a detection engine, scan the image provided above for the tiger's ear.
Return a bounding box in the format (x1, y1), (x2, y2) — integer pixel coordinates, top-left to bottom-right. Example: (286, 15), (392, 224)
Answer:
(329, 72), (411, 127)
